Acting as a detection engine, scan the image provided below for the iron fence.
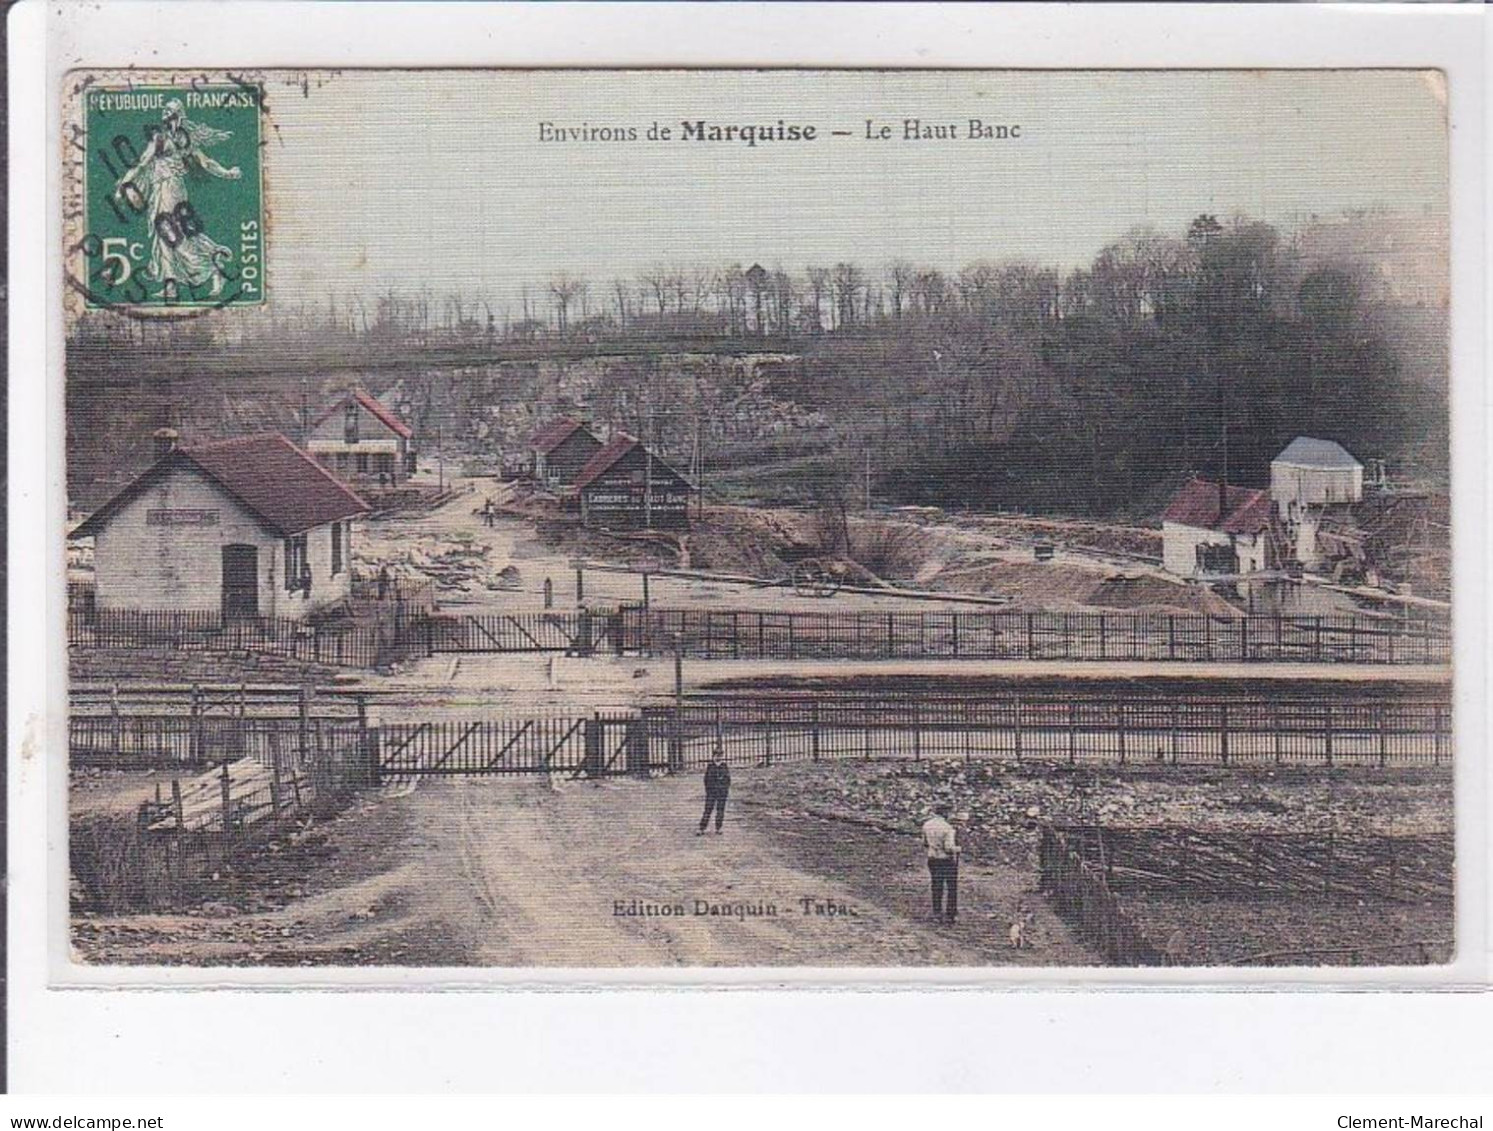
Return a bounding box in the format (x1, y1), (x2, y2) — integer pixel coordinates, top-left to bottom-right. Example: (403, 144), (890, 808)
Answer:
(67, 608), (422, 669)
(622, 607), (1449, 665)
(645, 693), (1453, 771)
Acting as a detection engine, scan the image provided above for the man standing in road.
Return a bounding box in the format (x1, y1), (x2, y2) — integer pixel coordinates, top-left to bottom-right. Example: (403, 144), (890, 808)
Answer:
(922, 802), (960, 923)
(698, 747), (731, 835)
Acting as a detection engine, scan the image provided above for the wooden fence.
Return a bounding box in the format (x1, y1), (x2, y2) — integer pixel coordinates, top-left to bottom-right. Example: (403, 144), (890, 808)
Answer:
(621, 607), (1450, 666)
(1039, 824), (1455, 966)
(1051, 824), (1454, 904)
(70, 716), (371, 911)
(1038, 826), (1167, 965)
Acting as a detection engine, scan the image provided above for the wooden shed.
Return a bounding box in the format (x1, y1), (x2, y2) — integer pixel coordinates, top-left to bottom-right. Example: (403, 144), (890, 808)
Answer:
(530, 418), (603, 489)
(573, 435), (692, 531)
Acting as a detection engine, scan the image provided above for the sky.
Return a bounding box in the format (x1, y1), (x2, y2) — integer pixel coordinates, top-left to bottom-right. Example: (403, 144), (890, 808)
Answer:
(235, 69), (1447, 313)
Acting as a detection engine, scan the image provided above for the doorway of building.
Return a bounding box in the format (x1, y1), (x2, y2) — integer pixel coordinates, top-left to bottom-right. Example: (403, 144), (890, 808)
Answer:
(221, 544), (260, 620)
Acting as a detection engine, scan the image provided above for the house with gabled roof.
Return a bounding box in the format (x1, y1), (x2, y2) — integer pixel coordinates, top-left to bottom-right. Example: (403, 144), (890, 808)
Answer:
(71, 433), (369, 620)
(307, 388), (416, 487)
(574, 434), (693, 531)
(1160, 478), (1274, 578)
(530, 417), (603, 488)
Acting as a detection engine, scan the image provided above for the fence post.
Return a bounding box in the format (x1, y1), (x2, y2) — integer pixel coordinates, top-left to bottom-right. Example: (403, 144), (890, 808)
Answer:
(189, 683), (202, 765)
(1067, 700), (1077, 765)
(1117, 701), (1126, 766)
(171, 776), (185, 898)
(1378, 702), (1388, 769)
(1219, 702), (1229, 766)
(951, 613), (960, 659)
(1014, 697), (1024, 763)
(811, 700), (821, 762)
(1026, 613), (1035, 660)
(584, 713), (603, 777)
(1313, 616), (1323, 662)
(110, 683), (122, 761)
(670, 641), (684, 772)
(912, 701), (921, 762)
(575, 567), (584, 604)
(425, 614), (435, 657)
(219, 760), (233, 841)
(298, 683), (311, 776)
(1168, 615), (1176, 661)
(267, 726), (285, 820)
(358, 695), (379, 787)
(1324, 702), (1334, 767)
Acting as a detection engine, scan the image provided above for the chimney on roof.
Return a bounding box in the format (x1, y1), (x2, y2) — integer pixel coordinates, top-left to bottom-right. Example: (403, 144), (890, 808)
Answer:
(152, 428), (179, 461)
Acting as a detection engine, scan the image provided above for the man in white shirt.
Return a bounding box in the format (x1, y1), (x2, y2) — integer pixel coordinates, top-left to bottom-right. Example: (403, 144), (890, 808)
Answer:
(921, 802), (960, 924)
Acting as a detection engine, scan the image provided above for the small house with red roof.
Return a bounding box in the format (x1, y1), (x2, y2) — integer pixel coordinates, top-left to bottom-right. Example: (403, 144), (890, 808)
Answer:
(573, 434), (692, 531)
(71, 433), (369, 620)
(1160, 478), (1274, 578)
(530, 417), (603, 488)
(307, 388), (416, 486)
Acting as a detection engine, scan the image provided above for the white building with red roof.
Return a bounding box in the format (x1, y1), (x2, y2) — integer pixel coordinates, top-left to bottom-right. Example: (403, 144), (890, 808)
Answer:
(307, 388), (416, 487)
(71, 433), (370, 620)
(1160, 478), (1274, 578)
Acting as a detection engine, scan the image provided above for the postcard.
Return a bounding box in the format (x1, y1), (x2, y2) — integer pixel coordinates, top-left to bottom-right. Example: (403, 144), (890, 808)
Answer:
(56, 66), (1459, 975)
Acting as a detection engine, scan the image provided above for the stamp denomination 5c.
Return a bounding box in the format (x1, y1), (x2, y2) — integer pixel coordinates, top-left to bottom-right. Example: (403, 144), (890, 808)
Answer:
(79, 83), (263, 309)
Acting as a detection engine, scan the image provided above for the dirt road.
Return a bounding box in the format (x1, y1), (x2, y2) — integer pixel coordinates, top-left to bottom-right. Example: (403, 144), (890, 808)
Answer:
(73, 770), (1096, 967)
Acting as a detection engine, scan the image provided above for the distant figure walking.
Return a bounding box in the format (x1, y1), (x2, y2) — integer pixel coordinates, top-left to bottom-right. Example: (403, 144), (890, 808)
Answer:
(921, 803), (960, 924)
(376, 564), (392, 600)
(698, 748), (731, 836)
(482, 498), (495, 527)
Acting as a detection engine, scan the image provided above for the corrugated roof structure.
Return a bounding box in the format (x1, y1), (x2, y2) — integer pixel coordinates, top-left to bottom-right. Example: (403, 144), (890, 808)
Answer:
(573, 434), (641, 490)
(313, 388), (414, 439)
(73, 433), (369, 539)
(1161, 478), (1272, 535)
(1273, 436), (1360, 469)
(530, 417), (592, 454)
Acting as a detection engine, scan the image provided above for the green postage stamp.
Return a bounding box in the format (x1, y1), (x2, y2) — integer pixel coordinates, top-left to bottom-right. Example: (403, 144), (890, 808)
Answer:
(79, 82), (263, 308)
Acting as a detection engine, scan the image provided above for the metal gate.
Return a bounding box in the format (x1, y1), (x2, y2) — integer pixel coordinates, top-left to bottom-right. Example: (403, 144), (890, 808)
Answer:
(374, 712), (646, 777)
(424, 608), (623, 655)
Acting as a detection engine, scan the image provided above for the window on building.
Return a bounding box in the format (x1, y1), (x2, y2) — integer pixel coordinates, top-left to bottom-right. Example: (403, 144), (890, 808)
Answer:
(344, 403), (359, 445)
(284, 535), (310, 593)
(330, 522), (343, 576)
(356, 452), (370, 473)
(376, 453), (394, 475)
(336, 452), (350, 468)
